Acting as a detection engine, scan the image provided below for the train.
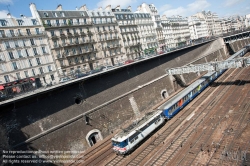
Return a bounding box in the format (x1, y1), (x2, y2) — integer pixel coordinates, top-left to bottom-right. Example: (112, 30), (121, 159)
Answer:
(111, 45), (250, 155)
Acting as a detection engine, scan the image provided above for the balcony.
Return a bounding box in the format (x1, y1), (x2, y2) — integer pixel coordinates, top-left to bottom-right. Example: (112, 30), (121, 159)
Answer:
(0, 31), (46, 39)
(57, 54), (64, 59)
(44, 22), (92, 29)
(93, 21), (117, 25)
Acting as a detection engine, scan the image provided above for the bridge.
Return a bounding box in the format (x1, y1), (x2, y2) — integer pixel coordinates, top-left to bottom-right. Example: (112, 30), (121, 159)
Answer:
(167, 57), (250, 75)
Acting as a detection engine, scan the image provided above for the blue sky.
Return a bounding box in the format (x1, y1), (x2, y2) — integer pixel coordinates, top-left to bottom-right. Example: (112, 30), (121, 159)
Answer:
(0, 0), (249, 18)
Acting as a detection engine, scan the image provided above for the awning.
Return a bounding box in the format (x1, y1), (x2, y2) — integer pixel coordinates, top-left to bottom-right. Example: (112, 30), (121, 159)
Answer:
(0, 85), (4, 90)
(30, 78), (35, 81)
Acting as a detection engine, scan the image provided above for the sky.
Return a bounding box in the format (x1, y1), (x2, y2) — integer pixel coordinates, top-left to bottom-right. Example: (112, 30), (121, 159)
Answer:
(0, 0), (250, 18)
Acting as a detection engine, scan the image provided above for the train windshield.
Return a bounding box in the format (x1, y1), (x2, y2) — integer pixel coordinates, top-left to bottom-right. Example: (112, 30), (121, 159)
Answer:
(112, 140), (127, 148)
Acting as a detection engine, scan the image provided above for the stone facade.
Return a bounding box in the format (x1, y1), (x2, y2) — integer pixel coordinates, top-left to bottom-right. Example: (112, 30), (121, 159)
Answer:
(0, 14), (58, 85)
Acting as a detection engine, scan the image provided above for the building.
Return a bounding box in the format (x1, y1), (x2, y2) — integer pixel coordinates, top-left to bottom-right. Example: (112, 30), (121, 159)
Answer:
(0, 13), (57, 86)
(30, 3), (123, 78)
(87, 7), (124, 66)
(194, 11), (222, 36)
(188, 16), (209, 40)
(137, 3), (165, 52)
(161, 15), (190, 49)
(109, 5), (141, 60)
(134, 12), (158, 55)
(245, 14), (250, 28)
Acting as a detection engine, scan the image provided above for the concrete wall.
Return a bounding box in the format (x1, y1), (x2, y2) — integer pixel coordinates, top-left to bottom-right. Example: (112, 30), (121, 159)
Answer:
(0, 39), (231, 153)
(229, 38), (250, 52)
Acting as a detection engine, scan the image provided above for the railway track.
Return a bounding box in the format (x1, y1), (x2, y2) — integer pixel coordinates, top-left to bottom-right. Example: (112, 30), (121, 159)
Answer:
(173, 67), (250, 165)
(83, 53), (250, 166)
(102, 65), (244, 166)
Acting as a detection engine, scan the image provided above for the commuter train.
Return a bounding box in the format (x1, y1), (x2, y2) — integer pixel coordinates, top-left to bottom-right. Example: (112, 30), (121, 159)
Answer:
(111, 45), (250, 155)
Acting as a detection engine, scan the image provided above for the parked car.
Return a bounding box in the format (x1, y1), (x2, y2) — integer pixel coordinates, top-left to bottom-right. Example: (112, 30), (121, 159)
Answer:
(59, 77), (72, 83)
(87, 68), (102, 75)
(101, 65), (114, 71)
(158, 51), (164, 54)
(75, 73), (89, 79)
(124, 59), (134, 64)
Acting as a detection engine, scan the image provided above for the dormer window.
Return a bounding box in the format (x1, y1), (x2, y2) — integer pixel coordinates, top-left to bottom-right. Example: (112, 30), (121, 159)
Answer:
(17, 20), (24, 26)
(80, 12), (85, 16)
(60, 12), (65, 17)
(92, 12), (95, 16)
(0, 20), (7, 26)
(43, 12), (49, 17)
(32, 19), (37, 25)
(53, 12), (58, 17)
(97, 12), (100, 16)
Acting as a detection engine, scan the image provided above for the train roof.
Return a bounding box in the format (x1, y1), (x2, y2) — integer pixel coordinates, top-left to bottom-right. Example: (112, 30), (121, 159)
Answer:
(158, 71), (215, 110)
(112, 110), (162, 142)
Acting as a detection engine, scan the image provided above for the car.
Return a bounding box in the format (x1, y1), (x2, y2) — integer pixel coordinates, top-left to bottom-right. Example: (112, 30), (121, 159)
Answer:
(59, 77), (72, 83)
(158, 51), (164, 54)
(101, 65), (114, 71)
(124, 59), (134, 64)
(87, 68), (102, 74)
(75, 73), (89, 79)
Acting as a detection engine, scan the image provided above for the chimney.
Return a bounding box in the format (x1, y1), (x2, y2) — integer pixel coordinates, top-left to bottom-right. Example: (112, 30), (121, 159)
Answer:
(105, 5), (111, 11)
(137, 5), (141, 12)
(115, 5), (121, 11)
(79, 4), (88, 11)
(98, 7), (103, 11)
(7, 13), (11, 18)
(56, 4), (62, 11)
(127, 6), (132, 11)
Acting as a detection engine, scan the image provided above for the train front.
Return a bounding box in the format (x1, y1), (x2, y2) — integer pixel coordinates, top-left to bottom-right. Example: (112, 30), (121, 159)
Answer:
(111, 137), (128, 155)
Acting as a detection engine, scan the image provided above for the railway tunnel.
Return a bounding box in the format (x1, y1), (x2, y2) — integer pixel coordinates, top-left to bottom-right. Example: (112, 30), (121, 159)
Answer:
(0, 37), (249, 155)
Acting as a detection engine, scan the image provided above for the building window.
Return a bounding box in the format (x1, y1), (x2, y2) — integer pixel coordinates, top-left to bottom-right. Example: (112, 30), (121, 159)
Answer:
(18, 50), (22, 58)
(33, 48), (38, 55)
(0, 20), (7, 26)
(32, 19), (37, 25)
(28, 59), (32, 66)
(39, 67), (44, 74)
(26, 29), (31, 35)
(60, 12), (65, 17)
(50, 30), (54, 36)
(32, 69), (36, 76)
(80, 12), (84, 16)
(30, 38), (35, 45)
(48, 65), (52, 72)
(81, 56), (84, 62)
(10, 30), (14, 36)
(4, 75), (10, 82)
(42, 47), (46, 54)
(53, 12), (57, 17)
(9, 52), (14, 59)
(12, 62), (18, 70)
(16, 72), (21, 80)
(36, 58), (41, 65)
(24, 71), (29, 78)
(50, 74), (55, 80)
(35, 28), (40, 34)
(17, 20), (23, 26)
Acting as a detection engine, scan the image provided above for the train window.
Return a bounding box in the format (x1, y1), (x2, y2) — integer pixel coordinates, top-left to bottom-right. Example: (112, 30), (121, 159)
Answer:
(130, 139), (134, 143)
(135, 136), (138, 140)
(155, 118), (161, 124)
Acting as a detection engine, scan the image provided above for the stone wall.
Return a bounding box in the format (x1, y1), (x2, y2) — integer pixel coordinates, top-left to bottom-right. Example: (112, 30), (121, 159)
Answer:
(0, 39), (231, 153)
